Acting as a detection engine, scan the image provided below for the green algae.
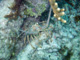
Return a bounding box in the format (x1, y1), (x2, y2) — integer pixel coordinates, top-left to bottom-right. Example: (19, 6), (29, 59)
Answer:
(24, 8), (36, 17)
(23, 0), (48, 17)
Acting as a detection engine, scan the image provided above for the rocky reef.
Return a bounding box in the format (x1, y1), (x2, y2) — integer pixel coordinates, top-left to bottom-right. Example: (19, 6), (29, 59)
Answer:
(0, 0), (80, 60)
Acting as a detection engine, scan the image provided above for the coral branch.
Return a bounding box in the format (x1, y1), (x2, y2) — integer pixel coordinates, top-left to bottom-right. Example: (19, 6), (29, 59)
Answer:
(49, 0), (66, 23)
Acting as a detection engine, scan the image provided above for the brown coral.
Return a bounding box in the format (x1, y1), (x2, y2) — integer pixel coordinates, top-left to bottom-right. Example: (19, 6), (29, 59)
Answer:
(4, 0), (23, 20)
(49, 0), (66, 23)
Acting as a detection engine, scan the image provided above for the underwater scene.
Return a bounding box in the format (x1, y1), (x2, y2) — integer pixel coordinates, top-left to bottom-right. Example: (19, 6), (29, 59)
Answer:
(0, 0), (80, 60)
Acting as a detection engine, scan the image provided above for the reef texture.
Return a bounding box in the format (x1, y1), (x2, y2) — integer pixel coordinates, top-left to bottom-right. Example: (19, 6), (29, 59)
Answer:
(0, 0), (80, 60)
(0, 0), (23, 59)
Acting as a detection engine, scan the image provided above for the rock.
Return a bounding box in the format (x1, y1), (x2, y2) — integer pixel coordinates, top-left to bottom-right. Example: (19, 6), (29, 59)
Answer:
(0, 0), (22, 59)
(71, 30), (77, 36)
(0, 37), (14, 59)
(0, 0), (15, 59)
(67, 33), (74, 39)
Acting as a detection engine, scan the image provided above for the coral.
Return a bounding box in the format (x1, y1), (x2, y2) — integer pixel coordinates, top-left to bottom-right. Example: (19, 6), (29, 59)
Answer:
(0, 0), (23, 59)
(49, 0), (66, 23)
(1, 0), (80, 60)
(4, 0), (23, 20)
(4, 0), (48, 20)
